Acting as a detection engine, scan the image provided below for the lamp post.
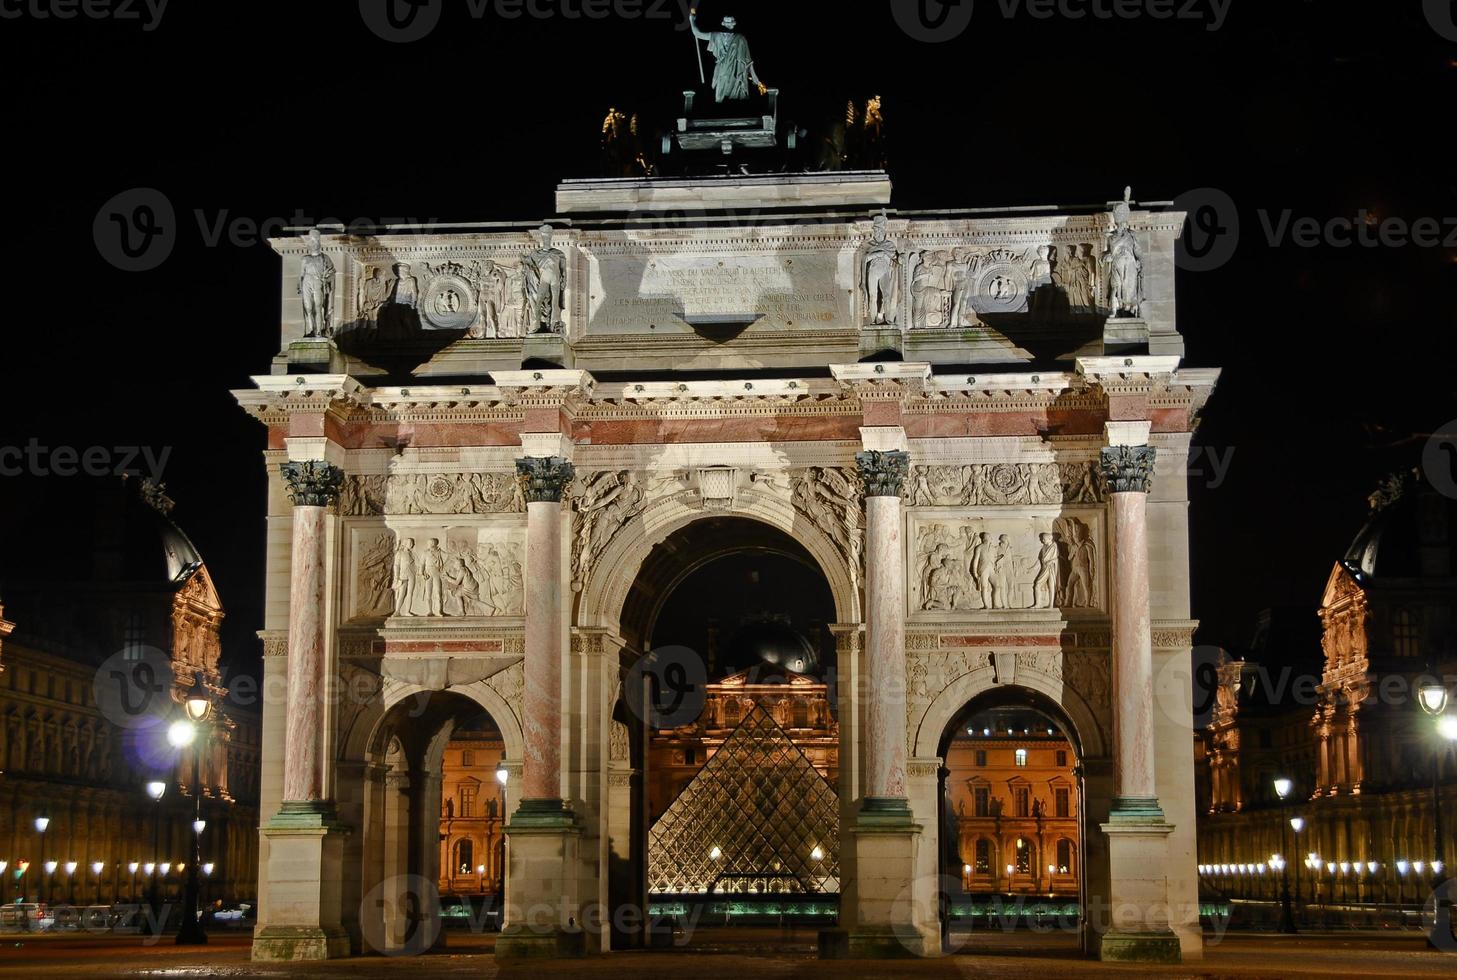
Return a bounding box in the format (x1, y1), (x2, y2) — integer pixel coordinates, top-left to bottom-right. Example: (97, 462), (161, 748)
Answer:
(145, 780), (166, 934)
(63, 861), (76, 906)
(1290, 817), (1305, 915)
(171, 677), (213, 946)
(1418, 679), (1454, 948)
(1273, 778), (1297, 932)
(33, 815), (50, 909)
(91, 861), (104, 906)
(127, 862), (139, 904)
(495, 758), (508, 899)
(0, 860), (7, 909)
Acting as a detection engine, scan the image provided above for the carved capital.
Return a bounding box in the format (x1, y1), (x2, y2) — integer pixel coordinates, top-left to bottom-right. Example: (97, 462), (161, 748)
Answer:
(855, 449), (910, 498)
(280, 460), (344, 507)
(516, 456), (576, 503)
(1098, 445), (1156, 494)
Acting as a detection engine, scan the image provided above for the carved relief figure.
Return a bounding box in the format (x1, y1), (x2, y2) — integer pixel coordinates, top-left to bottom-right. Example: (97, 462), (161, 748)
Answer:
(357, 533), (395, 617)
(418, 538), (447, 616)
(909, 250), (951, 328)
(521, 224), (566, 334)
(388, 262), (419, 307)
(572, 471), (646, 589)
(1053, 244), (1094, 310)
(915, 518), (1099, 612)
(356, 266), (389, 329)
(945, 249), (985, 328)
(298, 228), (335, 338)
(1103, 194), (1144, 317)
(862, 212), (900, 325)
(392, 537), (418, 615)
(791, 466), (863, 580)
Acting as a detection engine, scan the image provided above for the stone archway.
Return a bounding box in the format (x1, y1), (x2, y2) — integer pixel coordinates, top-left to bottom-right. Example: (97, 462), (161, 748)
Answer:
(906, 672), (1113, 957)
(596, 508), (850, 949)
(348, 684), (525, 955)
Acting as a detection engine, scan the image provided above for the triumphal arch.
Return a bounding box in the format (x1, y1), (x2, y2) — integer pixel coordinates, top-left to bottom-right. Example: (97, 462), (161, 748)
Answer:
(235, 170), (1216, 964)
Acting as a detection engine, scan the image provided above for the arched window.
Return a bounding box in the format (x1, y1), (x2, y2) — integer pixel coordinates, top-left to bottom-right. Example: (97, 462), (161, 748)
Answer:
(1014, 748), (1028, 767)
(1015, 837), (1032, 874)
(454, 838), (474, 875)
(974, 838), (991, 874)
(1056, 838), (1073, 875)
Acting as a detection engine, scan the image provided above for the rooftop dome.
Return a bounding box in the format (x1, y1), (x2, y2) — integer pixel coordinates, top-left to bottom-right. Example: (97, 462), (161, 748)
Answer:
(1341, 471), (1455, 582)
(725, 615), (818, 675)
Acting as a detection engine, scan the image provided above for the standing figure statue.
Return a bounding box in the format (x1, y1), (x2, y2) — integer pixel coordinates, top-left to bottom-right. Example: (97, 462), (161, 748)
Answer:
(298, 228), (335, 338)
(862, 211), (900, 325)
(1103, 189), (1144, 317)
(356, 266), (389, 330)
(521, 223), (566, 334)
(689, 9), (764, 103)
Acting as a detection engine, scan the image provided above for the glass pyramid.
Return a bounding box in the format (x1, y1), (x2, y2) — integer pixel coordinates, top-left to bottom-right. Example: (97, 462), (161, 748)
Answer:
(648, 703), (840, 894)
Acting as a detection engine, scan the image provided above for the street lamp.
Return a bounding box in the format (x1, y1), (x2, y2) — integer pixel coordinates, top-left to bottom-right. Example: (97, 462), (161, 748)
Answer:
(43, 860), (57, 913)
(145, 781), (166, 935)
(1290, 817), (1306, 909)
(1273, 777), (1297, 932)
(63, 861), (76, 905)
(91, 861), (104, 906)
(172, 673), (214, 947)
(1418, 678), (1455, 949)
(33, 816), (50, 908)
(127, 861), (140, 903)
(0, 860), (7, 909)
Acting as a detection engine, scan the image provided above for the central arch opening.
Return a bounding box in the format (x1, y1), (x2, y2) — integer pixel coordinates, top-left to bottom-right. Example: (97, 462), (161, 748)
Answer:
(614, 516), (843, 945)
(938, 686), (1087, 957)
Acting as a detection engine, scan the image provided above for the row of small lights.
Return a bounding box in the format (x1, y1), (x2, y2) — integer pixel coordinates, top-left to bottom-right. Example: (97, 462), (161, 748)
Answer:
(968, 727), (1059, 736)
(3, 860), (215, 878)
(707, 845), (827, 862)
(1200, 859), (1445, 877)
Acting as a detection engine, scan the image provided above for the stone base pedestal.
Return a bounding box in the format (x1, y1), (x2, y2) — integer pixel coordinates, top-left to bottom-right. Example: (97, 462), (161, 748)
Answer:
(251, 803), (351, 962)
(1096, 807), (1180, 964)
(859, 326), (902, 359)
(827, 804), (933, 959)
(495, 800), (586, 960)
(522, 332), (570, 367)
(283, 338), (346, 373)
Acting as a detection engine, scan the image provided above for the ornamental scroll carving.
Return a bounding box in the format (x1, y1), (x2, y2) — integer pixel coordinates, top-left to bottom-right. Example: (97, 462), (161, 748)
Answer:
(338, 473), (524, 517)
(1063, 649), (1112, 741)
(485, 661), (525, 726)
(914, 515), (1100, 612)
(908, 462), (1100, 507)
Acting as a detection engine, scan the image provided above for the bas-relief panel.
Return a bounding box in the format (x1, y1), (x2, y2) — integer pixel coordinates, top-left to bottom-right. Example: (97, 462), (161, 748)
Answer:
(906, 508), (1105, 618)
(347, 523), (525, 623)
(582, 245), (854, 334)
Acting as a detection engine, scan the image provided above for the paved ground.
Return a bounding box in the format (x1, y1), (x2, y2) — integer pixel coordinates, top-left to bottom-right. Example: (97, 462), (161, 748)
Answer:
(0, 928), (1453, 978)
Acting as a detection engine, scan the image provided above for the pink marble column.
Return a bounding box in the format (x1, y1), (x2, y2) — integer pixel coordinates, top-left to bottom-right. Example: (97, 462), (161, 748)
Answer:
(279, 460), (343, 805)
(1101, 445), (1160, 812)
(515, 457), (575, 806)
(856, 450), (911, 812)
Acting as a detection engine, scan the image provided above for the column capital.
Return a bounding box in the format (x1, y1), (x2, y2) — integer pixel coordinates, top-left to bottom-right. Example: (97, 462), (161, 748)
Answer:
(280, 460), (344, 507)
(855, 449), (910, 498)
(516, 456), (576, 503)
(1099, 445), (1156, 494)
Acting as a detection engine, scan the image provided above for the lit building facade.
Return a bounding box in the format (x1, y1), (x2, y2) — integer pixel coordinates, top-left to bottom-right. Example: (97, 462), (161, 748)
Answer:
(0, 480), (261, 909)
(1197, 472), (1457, 904)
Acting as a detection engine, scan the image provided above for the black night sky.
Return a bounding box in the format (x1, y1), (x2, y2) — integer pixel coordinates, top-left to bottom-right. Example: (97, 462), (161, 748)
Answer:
(1, 1), (1454, 684)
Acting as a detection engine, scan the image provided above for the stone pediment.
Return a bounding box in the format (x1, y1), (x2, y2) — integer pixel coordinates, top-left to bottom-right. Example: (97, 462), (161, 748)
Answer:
(1321, 562), (1365, 609)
